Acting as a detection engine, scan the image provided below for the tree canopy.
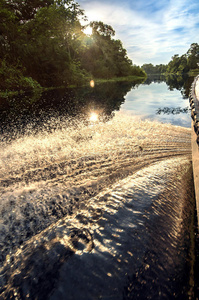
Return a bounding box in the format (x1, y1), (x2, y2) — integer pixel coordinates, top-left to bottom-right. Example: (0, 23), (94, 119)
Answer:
(0, 0), (145, 91)
(142, 43), (199, 75)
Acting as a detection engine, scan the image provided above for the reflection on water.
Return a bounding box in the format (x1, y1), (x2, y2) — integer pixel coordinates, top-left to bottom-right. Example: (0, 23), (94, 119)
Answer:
(0, 113), (194, 299)
(156, 106), (191, 115)
(0, 75), (193, 141)
(0, 80), (138, 141)
(0, 76), (196, 299)
(143, 74), (193, 99)
(120, 77), (192, 127)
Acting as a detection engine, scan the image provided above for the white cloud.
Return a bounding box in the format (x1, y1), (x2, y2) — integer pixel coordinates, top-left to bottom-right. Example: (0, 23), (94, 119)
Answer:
(78, 0), (199, 65)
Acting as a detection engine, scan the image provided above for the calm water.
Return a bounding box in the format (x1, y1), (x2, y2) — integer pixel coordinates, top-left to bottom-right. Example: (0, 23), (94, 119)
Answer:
(0, 76), (196, 299)
(0, 75), (193, 140)
(120, 80), (191, 127)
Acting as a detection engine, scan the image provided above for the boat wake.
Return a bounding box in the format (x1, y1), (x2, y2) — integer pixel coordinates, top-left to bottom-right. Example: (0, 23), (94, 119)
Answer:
(0, 115), (193, 299)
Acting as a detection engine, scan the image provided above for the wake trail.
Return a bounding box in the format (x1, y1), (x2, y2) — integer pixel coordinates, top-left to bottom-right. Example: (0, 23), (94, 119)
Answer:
(0, 115), (192, 299)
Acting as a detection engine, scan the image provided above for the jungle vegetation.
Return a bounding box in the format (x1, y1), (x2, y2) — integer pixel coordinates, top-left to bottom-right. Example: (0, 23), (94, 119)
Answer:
(0, 0), (146, 92)
(142, 43), (199, 76)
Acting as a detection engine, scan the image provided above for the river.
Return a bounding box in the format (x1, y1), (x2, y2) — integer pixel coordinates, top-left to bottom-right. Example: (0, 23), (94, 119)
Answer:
(0, 76), (196, 299)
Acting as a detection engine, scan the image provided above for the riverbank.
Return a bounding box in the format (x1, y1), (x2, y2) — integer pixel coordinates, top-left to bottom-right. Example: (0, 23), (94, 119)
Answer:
(93, 75), (146, 84)
(0, 75), (146, 99)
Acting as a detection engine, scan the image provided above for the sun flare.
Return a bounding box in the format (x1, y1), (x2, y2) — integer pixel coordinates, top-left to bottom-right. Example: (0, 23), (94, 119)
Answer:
(83, 26), (93, 36)
(89, 112), (98, 122)
(90, 80), (95, 88)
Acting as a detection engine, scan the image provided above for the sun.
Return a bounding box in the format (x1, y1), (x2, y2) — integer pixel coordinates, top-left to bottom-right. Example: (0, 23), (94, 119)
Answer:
(89, 112), (98, 122)
(83, 26), (93, 36)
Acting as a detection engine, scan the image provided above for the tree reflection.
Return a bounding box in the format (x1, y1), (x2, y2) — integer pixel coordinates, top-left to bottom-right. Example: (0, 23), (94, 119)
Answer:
(0, 79), (144, 140)
(143, 75), (165, 85)
(144, 74), (195, 99)
(156, 107), (190, 115)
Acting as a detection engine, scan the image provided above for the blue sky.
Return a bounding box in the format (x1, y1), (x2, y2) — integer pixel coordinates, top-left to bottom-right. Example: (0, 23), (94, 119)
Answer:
(77, 0), (199, 66)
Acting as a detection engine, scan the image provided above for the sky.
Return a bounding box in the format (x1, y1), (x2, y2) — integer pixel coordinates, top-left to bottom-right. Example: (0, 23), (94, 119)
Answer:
(77, 0), (199, 66)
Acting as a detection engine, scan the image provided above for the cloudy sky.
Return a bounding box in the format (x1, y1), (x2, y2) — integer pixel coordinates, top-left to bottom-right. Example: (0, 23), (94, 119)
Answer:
(77, 0), (199, 66)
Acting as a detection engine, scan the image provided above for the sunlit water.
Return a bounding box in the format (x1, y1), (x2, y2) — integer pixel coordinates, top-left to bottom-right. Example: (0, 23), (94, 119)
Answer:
(0, 110), (195, 299)
(120, 81), (190, 127)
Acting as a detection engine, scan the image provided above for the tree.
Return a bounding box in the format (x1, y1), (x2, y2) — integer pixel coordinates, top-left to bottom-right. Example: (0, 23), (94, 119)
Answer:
(4, 0), (54, 21)
(141, 63), (167, 74)
(0, 0), (88, 88)
(80, 21), (145, 79)
(187, 43), (199, 70)
(0, 2), (146, 90)
(90, 21), (115, 38)
(0, 0), (19, 59)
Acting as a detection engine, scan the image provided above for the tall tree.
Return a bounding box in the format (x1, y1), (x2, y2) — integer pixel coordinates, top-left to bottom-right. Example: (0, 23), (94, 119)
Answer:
(0, 2), (146, 90)
(187, 43), (199, 70)
(0, 0), (19, 59)
(80, 21), (145, 79)
(4, 0), (54, 21)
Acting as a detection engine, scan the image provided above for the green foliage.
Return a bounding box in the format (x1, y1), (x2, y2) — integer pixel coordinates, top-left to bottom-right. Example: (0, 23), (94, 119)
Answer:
(188, 68), (199, 76)
(4, 0), (54, 21)
(90, 21), (115, 38)
(142, 43), (199, 76)
(0, 59), (41, 90)
(166, 54), (190, 74)
(0, 0), (145, 91)
(130, 65), (146, 77)
(165, 44), (199, 75)
(142, 63), (167, 75)
(80, 22), (145, 79)
(23, 76), (42, 89)
(187, 43), (199, 70)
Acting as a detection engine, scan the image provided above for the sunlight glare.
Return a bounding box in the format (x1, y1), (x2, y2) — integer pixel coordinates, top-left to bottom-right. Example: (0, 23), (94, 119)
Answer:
(83, 26), (93, 36)
(89, 112), (98, 122)
(90, 80), (95, 88)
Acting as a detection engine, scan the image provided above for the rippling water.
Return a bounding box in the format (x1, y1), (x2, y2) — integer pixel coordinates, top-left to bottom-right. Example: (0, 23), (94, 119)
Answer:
(0, 114), (195, 299)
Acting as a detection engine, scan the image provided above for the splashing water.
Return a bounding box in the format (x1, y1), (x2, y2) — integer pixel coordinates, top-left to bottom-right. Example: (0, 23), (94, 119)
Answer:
(0, 114), (194, 299)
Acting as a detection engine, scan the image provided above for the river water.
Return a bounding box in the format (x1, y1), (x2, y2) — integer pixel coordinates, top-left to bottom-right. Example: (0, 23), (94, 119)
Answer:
(0, 76), (196, 299)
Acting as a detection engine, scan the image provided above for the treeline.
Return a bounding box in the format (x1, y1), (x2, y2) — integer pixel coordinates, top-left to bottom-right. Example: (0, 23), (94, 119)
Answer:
(0, 0), (146, 91)
(142, 43), (199, 75)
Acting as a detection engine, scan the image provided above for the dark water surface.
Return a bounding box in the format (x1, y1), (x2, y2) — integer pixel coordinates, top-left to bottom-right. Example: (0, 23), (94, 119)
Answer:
(0, 76), (196, 299)
(0, 75), (193, 139)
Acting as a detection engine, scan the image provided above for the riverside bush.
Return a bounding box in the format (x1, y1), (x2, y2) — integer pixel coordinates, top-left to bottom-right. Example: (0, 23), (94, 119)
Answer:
(0, 59), (41, 91)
